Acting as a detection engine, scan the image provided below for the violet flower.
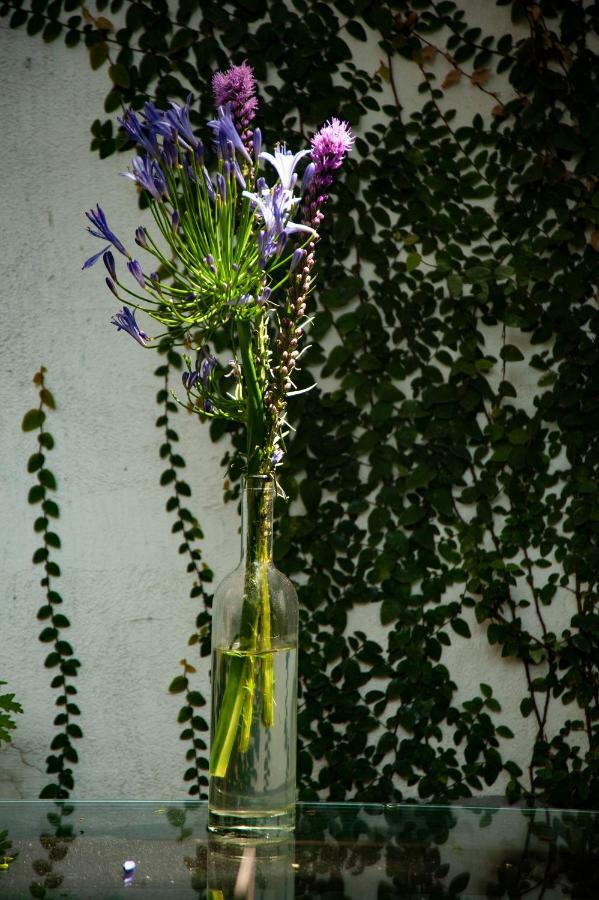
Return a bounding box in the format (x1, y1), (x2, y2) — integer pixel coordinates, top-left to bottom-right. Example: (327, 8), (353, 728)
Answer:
(259, 146), (311, 191)
(122, 156), (167, 202)
(302, 118), (354, 228)
(243, 184), (316, 265)
(182, 349), (217, 391)
(110, 307), (152, 346)
(127, 259), (145, 288)
(83, 205), (128, 268)
(212, 61), (258, 140)
(103, 250), (116, 280)
(154, 97), (200, 152)
(208, 106), (252, 163)
(118, 109), (158, 159)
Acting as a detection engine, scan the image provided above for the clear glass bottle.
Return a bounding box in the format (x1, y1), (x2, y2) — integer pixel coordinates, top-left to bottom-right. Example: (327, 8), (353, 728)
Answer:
(207, 837), (295, 898)
(208, 475), (298, 839)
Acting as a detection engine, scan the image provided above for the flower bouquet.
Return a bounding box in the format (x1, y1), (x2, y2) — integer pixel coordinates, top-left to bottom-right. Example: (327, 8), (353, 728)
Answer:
(83, 62), (352, 835)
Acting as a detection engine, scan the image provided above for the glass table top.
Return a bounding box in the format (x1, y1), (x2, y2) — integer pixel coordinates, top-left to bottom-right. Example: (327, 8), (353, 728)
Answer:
(0, 801), (597, 898)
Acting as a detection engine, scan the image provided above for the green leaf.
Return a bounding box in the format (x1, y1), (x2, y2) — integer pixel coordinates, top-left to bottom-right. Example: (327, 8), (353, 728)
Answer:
(39, 470), (57, 490)
(447, 274), (463, 297)
(406, 252), (421, 272)
(169, 676), (188, 694)
(500, 344), (525, 362)
(451, 618), (471, 639)
(380, 597), (401, 625)
(89, 42), (109, 70)
(108, 64), (130, 88)
(22, 409), (45, 431)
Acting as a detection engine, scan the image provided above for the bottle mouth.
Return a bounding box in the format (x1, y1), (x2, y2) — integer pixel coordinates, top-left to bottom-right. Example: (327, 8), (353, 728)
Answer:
(243, 474), (275, 486)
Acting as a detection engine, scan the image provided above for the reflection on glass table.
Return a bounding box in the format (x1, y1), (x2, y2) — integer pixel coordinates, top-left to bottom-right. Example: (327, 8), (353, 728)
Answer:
(0, 801), (597, 898)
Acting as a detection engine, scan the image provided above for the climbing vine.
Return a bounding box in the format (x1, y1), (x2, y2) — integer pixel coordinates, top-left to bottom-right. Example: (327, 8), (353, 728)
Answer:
(6, 1), (599, 807)
(155, 340), (213, 798)
(22, 369), (83, 799)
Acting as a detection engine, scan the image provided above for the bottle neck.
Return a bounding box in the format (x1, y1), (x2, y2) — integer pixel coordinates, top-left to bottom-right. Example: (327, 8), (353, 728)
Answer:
(240, 475), (274, 565)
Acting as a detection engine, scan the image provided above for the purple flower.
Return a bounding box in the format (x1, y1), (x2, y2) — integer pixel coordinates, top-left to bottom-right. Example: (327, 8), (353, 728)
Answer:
(290, 248), (305, 272)
(259, 146), (311, 191)
(127, 259), (145, 289)
(311, 117), (354, 170)
(135, 227), (148, 249)
(161, 139), (178, 169)
(253, 128), (262, 158)
(212, 61), (258, 137)
(302, 118), (354, 228)
(182, 370), (200, 390)
(171, 210), (180, 234)
(233, 161), (246, 190)
(182, 348), (217, 391)
(243, 184), (316, 266)
(103, 250), (116, 279)
(154, 97), (200, 152)
(301, 162), (315, 195)
(271, 448), (284, 465)
(216, 172), (227, 199)
(82, 245), (110, 270)
(122, 156), (167, 202)
(106, 277), (119, 298)
(110, 307), (152, 346)
(84, 205), (128, 262)
(208, 106), (252, 163)
(118, 109), (159, 159)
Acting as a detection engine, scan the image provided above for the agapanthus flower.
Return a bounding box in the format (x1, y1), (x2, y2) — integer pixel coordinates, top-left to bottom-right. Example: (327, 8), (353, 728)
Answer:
(153, 96), (200, 152)
(103, 251), (116, 280)
(82, 205), (128, 268)
(302, 118), (354, 228)
(118, 109), (158, 159)
(271, 448), (284, 465)
(243, 184), (315, 267)
(135, 227), (148, 249)
(208, 106), (252, 163)
(182, 349), (217, 391)
(259, 146), (310, 191)
(110, 307), (152, 346)
(122, 155), (167, 202)
(290, 248), (306, 273)
(127, 259), (145, 289)
(212, 61), (258, 139)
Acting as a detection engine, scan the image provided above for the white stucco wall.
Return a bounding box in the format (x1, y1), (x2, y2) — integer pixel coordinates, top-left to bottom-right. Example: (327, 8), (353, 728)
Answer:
(0, 4), (574, 800)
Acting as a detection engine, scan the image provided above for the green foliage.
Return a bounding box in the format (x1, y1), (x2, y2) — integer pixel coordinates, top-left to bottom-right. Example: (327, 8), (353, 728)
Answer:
(0, 682), (23, 746)
(157, 341), (212, 797)
(6, 0), (599, 807)
(23, 369), (83, 800)
(28, 804), (76, 897)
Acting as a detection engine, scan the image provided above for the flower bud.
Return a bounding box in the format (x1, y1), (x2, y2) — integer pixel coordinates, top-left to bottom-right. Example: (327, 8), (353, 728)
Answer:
(103, 250), (116, 280)
(253, 128), (262, 158)
(105, 277), (119, 298)
(290, 248), (305, 273)
(127, 259), (145, 289)
(135, 227), (148, 249)
(301, 162), (316, 195)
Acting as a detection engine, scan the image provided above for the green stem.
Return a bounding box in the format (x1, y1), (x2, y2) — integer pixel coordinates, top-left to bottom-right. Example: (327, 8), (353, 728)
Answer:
(209, 329), (276, 776)
(237, 319), (265, 474)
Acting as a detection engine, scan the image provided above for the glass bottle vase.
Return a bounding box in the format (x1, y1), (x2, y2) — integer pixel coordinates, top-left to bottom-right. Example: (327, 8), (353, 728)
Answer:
(208, 475), (298, 839)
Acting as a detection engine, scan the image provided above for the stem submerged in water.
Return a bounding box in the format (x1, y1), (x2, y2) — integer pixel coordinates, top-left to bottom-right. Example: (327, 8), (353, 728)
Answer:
(209, 324), (276, 778)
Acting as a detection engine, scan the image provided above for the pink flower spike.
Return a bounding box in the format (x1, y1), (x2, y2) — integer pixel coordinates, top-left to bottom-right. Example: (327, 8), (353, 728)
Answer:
(310, 118), (354, 170)
(212, 61), (258, 129)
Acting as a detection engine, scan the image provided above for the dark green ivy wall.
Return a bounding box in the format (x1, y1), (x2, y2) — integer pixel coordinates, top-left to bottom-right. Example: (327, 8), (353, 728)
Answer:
(7, 0), (599, 808)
